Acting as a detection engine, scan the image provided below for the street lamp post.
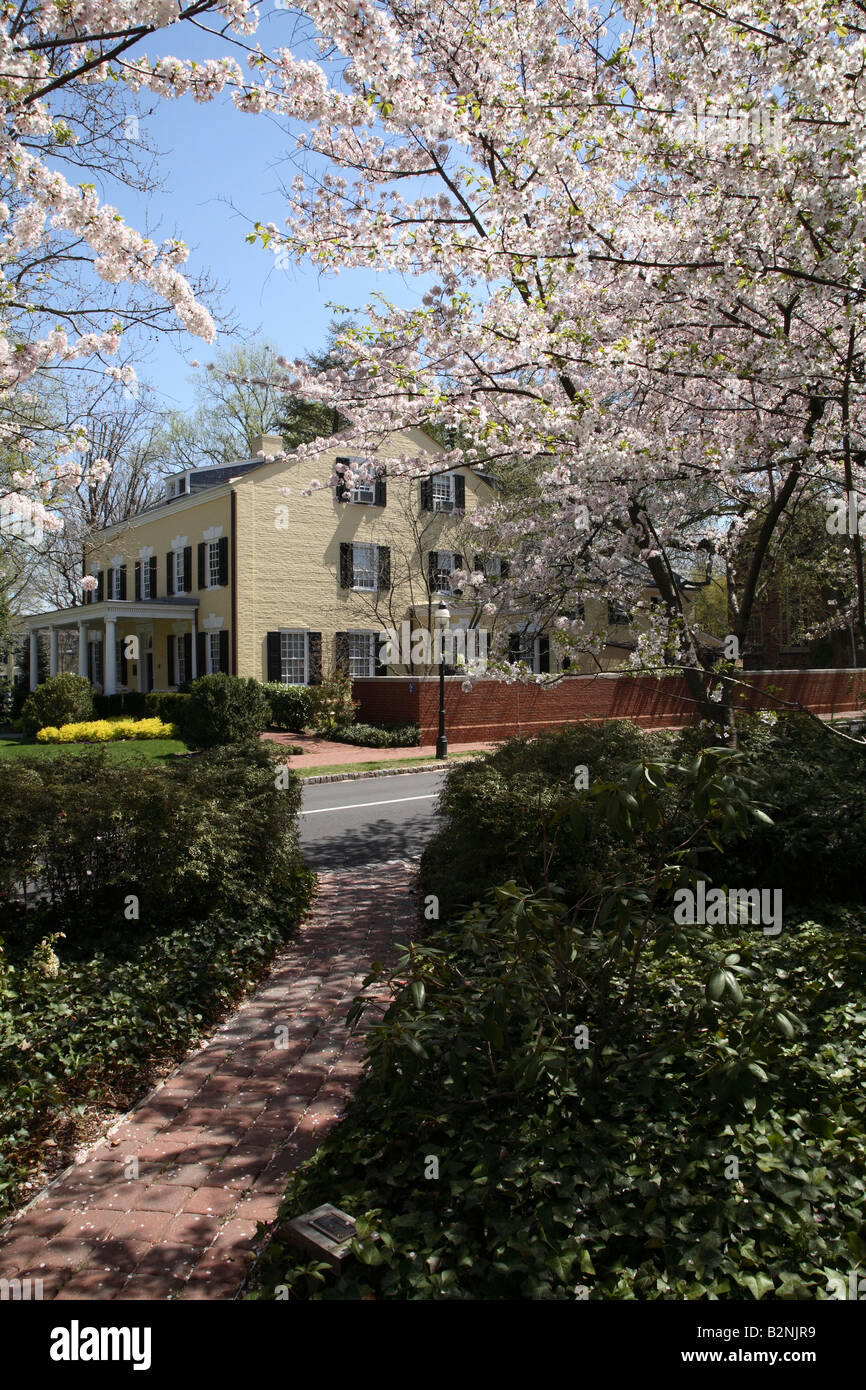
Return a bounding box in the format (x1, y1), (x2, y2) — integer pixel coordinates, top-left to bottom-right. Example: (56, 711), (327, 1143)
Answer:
(434, 599), (450, 759)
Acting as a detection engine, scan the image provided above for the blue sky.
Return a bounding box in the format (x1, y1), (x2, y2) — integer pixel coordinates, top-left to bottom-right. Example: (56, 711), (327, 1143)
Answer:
(110, 7), (429, 416)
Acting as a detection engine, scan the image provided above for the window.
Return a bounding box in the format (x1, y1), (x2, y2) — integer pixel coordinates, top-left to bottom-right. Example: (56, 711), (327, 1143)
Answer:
(780, 597), (812, 649)
(745, 613), (763, 650)
(173, 550), (186, 594)
(141, 562), (153, 600)
(509, 630), (550, 674)
(432, 550), (457, 593)
(280, 630), (307, 684)
(165, 476), (187, 500)
(607, 599), (630, 626)
(91, 640), (103, 687)
(347, 631), (376, 678)
(106, 567), (121, 600)
(206, 632), (222, 675)
(207, 541), (221, 589)
(175, 635), (187, 686)
(431, 474), (455, 512)
(352, 543), (377, 591)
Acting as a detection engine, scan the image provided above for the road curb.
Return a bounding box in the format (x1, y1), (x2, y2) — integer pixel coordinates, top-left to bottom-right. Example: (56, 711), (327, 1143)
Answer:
(299, 762), (450, 784)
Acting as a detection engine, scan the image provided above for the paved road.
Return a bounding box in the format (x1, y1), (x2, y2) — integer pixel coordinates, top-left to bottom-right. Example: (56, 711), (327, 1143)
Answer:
(299, 769), (448, 868)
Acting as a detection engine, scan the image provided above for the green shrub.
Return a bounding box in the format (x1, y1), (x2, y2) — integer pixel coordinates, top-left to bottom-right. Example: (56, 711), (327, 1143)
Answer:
(261, 682), (316, 732)
(0, 742), (314, 1218)
(20, 673), (94, 737)
(178, 673), (271, 749)
(420, 720), (672, 921)
(93, 691), (147, 718)
(327, 722), (420, 748)
(144, 690), (191, 723)
(307, 671), (357, 733)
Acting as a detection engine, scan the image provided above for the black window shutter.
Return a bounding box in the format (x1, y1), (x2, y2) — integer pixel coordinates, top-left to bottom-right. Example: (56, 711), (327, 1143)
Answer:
(420, 478), (433, 511)
(197, 542), (206, 590)
(377, 545), (391, 591)
(335, 457), (350, 502)
(266, 632), (282, 683)
(166, 552), (174, 597)
(196, 631), (206, 677)
(374, 634), (387, 676)
(119, 565), (127, 599)
(182, 546), (192, 593)
(183, 632), (192, 680)
(508, 632), (521, 663)
(339, 541), (353, 589)
(134, 562), (141, 600)
(119, 642), (128, 687)
(87, 640), (93, 682)
(149, 556), (158, 597)
(218, 536), (229, 587)
(538, 634), (550, 673)
(166, 634), (175, 686)
(454, 474), (465, 510)
(96, 571), (104, 602)
(308, 632), (322, 686)
(428, 551), (438, 591)
(335, 631), (349, 675)
(374, 476), (387, 507)
(473, 553), (484, 575)
(500, 558), (510, 578)
(218, 629), (229, 673)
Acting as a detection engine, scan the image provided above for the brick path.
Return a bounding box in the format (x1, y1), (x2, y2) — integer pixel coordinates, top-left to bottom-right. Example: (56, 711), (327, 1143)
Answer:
(263, 730), (496, 768)
(0, 862), (417, 1301)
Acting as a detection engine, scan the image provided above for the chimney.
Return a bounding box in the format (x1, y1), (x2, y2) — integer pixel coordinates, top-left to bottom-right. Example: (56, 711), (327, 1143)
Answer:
(251, 433), (284, 458)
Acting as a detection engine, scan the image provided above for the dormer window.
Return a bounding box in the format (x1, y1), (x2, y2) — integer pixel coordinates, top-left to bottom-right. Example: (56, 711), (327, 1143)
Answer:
(165, 475), (187, 500)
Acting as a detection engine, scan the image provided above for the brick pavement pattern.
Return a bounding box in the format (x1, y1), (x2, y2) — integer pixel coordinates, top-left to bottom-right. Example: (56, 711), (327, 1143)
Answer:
(263, 730), (496, 768)
(0, 862), (417, 1301)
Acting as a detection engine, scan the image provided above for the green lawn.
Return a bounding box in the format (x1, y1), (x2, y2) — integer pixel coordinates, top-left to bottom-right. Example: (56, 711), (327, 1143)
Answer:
(0, 736), (188, 763)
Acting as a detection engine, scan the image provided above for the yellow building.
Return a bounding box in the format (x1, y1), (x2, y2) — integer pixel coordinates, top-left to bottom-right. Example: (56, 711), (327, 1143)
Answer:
(22, 430), (503, 694)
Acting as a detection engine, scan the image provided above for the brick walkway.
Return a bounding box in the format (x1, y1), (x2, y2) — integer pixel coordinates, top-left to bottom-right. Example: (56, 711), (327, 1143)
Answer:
(0, 863), (417, 1301)
(263, 730), (496, 768)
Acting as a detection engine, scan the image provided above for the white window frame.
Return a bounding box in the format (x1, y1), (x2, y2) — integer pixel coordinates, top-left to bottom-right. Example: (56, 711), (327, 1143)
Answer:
(91, 639), (104, 687)
(173, 548), (187, 594)
(207, 540), (221, 589)
(279, 629), (309, 685)
(352, 542), (377, 592)
(105, 567), (121, 600)
(206, 631), (222, 675)
(431, 474), (455, 512)
(347, 630), (376, 678)
(432, 550), (456, 594)
(140, 562), (153, 600)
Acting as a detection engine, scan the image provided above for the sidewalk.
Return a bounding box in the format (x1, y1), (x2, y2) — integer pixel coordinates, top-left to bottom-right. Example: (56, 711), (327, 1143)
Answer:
(0, 863), (418, 1301)
(263, 730), (497, 768)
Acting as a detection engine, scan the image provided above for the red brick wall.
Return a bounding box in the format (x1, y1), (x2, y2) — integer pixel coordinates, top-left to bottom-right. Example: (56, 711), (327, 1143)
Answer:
(352, 670), (866, 744)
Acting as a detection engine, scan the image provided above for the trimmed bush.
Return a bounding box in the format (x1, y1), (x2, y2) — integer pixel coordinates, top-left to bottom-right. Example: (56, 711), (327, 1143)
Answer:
(177, 673), (271, 749)
(144, 690), (191, 723)
(20, 673), (94, 737)
(261, 682), (316, 732)
(93, 691), (147, 718)
(35, 717), (177, 743)
(328, 721), (420, 748)
(0, 742), (314, 1220)
(307, 671), (357, 733)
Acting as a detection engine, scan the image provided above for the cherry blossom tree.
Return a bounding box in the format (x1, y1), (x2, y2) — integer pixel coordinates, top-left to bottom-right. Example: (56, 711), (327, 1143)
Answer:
(225, 0), (866, 735)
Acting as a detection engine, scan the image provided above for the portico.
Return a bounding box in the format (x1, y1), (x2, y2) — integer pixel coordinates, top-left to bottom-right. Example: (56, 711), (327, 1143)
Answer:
(23, 599), (199, 695)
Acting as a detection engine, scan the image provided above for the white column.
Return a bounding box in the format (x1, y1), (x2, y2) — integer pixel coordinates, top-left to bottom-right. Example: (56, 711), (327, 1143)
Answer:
(104, 616), (117, 696)
(29, 630), (39, 689)
(48, 626), (58, 677)
(190, 620), (198, 678)
(78, 621), (88, 679)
